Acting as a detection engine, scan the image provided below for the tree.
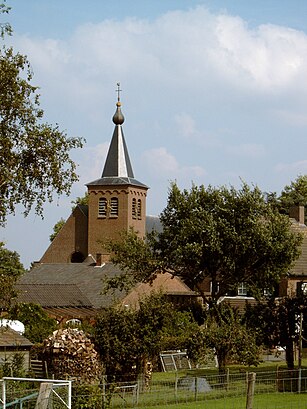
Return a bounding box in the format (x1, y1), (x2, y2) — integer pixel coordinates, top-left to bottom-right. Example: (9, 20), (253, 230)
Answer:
(8, 302), (57, 343)
(0, 242), (24, 313)
(244, 296), (307, 370)
(94, 293), (199, 378)
(190, 303), (260, 374)
(71, 192), (89, 209)
(0, 4), (84, 224)
(108, 182), (302, 303)
(49, 218), (65, 242)
(266, 175), (307, 223)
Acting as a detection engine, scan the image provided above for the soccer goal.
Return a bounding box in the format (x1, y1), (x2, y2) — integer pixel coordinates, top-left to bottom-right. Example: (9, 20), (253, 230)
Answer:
(0, 376), (72, 409)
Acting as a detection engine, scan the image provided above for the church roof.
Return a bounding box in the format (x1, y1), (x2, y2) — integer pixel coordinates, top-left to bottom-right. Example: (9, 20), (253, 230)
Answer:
(18, 261), (127, 310)
(87, 89), (148, 189)
(16, 283), (93, 307)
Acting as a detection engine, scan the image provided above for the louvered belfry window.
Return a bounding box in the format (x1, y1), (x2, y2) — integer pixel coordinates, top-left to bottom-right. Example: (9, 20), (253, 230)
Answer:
(137, 199), (142, 219)
(110, 197), (119, 217)
(132, 198), (137, 219)
(98, 197), (107, 217)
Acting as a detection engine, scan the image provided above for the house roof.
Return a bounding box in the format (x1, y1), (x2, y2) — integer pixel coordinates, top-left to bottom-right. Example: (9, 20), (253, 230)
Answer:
(0, 327), (32, 348)
(18, 260), (197, 313)
(18, 261), (126, 309)
(16, 283), (93, 307)
(120, 272), (198, 309)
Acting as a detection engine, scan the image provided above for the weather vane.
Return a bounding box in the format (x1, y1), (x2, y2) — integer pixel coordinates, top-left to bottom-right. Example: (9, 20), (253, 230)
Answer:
(116, 82), (122, 102)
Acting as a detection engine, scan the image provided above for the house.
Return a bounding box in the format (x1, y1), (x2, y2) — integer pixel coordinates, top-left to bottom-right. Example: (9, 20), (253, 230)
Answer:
(0, 327), (33, 372)
(279, 206), (307, 298)
(18, 90), (197, 322)
(192, 205), (307, 309)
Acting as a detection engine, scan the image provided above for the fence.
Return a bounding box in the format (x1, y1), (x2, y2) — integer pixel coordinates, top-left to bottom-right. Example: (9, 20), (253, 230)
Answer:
(1, 369), (307, 409)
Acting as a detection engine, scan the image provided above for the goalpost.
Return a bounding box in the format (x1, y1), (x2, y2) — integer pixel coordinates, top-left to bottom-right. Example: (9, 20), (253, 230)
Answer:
(1, 377), (72, 409)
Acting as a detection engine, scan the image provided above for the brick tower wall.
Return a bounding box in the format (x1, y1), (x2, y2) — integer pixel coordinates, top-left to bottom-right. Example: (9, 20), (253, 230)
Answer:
(87, 185), (147, 261)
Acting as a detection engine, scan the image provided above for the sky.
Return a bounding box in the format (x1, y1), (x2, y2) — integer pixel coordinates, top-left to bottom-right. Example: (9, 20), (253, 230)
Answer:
(1, 0), (307, 268)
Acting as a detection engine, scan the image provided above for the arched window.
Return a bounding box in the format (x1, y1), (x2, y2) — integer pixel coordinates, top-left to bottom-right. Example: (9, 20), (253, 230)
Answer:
(98, 197), (107, 217)
(137, 199), (142, 219)
(132, 198), (137, 219)
(110, 197), (119, 217)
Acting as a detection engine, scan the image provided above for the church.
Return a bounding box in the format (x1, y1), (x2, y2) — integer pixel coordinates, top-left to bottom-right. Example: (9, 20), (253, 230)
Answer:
(17, 87), (307, 324)
(17, 88), (197, 324)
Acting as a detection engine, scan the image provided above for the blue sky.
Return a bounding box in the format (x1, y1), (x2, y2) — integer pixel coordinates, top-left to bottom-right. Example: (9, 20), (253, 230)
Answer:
(2, 0), (307, 268)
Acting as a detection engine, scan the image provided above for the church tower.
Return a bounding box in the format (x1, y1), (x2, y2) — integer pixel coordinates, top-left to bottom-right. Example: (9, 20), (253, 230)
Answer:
(86, 86), (148, 261)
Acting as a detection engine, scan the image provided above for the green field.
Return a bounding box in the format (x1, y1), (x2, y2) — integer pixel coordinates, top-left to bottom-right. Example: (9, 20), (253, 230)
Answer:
(143, 393), (307, 409)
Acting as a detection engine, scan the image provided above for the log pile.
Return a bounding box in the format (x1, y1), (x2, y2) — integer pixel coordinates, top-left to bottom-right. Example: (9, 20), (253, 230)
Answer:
(43, 328), (102, 383)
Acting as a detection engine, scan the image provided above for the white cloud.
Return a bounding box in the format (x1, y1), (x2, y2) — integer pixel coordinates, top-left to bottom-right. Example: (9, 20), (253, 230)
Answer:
(175, 113), (199, 139)
(72, 142), (109, 187)
(174, 113), (223, 151)
(226, 143), (266, 158)
(211, 16), (307, 91)
(273, 109), (307, 127)
(141, 147), (206, 180)
(275, 160), (307, 174)
(12, 5), (307, 106)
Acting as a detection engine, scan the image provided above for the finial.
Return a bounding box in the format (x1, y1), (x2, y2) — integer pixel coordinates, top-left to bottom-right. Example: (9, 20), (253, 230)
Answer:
(116, 82), (122, 106)
(113, 82), (125, 125)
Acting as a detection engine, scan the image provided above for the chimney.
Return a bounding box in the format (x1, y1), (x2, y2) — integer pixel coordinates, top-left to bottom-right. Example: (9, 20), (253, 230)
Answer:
(289, 205), (305, 224)
(96, 253), (102, 266)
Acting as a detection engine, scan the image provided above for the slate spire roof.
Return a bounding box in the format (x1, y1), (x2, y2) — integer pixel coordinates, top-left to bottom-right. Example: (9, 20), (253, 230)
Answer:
(87, 85), (148, 189)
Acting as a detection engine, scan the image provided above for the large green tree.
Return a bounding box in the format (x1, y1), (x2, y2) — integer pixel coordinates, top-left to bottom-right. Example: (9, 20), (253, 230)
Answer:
(107, 182), (302, 303)
(0, 3), (84, 224)
(189, 303), (260, 374)
(0, 242), (24, 312)
(94, 293), (199, 378)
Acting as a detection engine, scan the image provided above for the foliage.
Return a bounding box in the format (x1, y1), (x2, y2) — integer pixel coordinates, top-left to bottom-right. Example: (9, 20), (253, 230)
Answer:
(280, 175), (307, 208)
(0, 349), (26, 378)
(49, 218), (65, 242)
(0, 2), (11, 38)
(0, 5), (84, 224)
(108, 182), (302, 302)
(188, 303), (260, 373)
(266, 175), (307, 223)
(72, 384), (104, 409)
(8, 302), (57, 343)
(71, 192), (89, 209)
(0, 242), (24, 312)
(104, 228), (159, 293)
(94, 293), (199, 378)
(244, 296), (307, 370)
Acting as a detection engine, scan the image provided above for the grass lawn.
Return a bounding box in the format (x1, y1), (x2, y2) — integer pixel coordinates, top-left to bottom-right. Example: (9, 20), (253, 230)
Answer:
(143, 392), (307, 409)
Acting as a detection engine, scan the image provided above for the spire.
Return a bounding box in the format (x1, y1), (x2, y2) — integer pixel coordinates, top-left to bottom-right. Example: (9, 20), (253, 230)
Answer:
(102, 83), (134, 178)
(86, 84), (148, 189)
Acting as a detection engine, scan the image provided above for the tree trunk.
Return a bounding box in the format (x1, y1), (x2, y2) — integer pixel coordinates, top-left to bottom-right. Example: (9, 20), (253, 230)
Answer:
(216, 351), (227, 375)
(285, 338), (294, 370)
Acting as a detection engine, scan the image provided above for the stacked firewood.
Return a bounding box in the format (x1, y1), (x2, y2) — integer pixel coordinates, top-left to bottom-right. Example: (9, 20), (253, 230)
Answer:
(43, 328), (102, 383)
